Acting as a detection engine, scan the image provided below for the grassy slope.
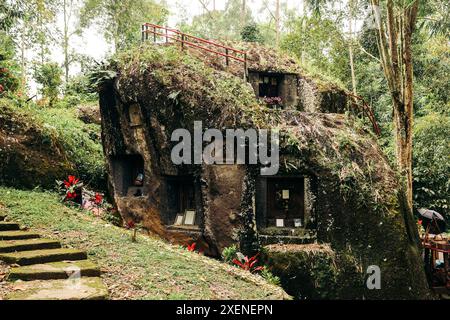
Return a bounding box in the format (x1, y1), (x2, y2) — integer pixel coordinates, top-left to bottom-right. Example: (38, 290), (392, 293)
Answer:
(0, 187), (288, 300)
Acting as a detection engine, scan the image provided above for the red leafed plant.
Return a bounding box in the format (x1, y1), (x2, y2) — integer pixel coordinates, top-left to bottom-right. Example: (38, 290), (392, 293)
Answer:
(91, 192), (104, 216)
(233, 254), (264, 273)
(56, 175), (83, 203)
(186, 242), (205, 255)
(187, 242), (196, 252)
(94, 193), (103, 205)
(126, 220), (138, 242)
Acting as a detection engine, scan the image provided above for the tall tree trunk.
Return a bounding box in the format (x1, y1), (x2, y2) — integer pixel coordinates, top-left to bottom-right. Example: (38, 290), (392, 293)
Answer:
(370, 0), (418, 210)
(399, 1), (418, 209)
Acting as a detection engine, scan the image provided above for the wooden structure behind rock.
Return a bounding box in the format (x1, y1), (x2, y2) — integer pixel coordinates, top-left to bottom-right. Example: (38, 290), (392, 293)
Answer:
(98, 41), (431, 299)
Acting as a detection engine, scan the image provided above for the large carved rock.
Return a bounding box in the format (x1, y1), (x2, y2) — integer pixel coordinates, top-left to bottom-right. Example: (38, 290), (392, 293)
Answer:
(98, 43), (430, 299)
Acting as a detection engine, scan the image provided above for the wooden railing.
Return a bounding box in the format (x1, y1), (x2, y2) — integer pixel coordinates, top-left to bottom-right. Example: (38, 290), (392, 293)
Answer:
(141, 23), (380, 136)
(141, 23), (248, 80)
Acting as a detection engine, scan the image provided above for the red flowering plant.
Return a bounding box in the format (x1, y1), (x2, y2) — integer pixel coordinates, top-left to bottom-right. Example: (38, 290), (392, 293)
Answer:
(187, 242), (196, 252)
(185, 242), (204, 254)
(126, 220), (141, 242)
(56, 175), (83, 205)
(91, 192), (104, 216)
(232, 253), (265, 273)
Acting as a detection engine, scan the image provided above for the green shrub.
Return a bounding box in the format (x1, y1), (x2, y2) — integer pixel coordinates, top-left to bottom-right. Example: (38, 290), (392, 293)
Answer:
(34, 62), (63, 107)
(261, 268), (281, 286)
(222, 245), (238, 263)
(34, 107), (106, 190)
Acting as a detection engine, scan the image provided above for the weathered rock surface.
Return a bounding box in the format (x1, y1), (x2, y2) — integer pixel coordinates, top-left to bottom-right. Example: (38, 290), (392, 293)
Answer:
(6, 277), (108, 300)
(9, 260), (101, 281)
(0, 248), (87, 266)
(0, 238), (61, 253)
(0, 222), (20, 231)
(0, 231), (40, 240)
(98, 43), (430, 299)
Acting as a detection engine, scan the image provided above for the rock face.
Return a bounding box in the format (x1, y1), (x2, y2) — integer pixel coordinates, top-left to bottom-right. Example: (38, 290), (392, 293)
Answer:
(98, 43), (430, 299)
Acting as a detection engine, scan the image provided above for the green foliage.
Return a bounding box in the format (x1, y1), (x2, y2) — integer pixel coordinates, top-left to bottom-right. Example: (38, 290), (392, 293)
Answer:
(222, 244), (238, 263)
(260, 268), (281, 286)
(281, 15), (350, 84)
(104, 208), (123, 227)
(2, 98), (106, 190)
(80, 0), (168, 50)
(413, 113), (450, 212)
(0, 33), (20, 94)
(34, 62), (63, 107)
(87, 60), (118, 92)
(62, 74), (98, 105)
(0, 1), (23, 31)
(34, 107), (106, 190)
(241, 23), (264, 43)
(178, 0), (252, 41)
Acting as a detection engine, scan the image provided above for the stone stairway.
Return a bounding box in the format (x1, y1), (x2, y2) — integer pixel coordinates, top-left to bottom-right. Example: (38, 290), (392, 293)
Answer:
(0, 213), (109, 300)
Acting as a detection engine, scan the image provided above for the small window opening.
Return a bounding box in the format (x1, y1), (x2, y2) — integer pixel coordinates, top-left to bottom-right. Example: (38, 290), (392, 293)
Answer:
(259, 73), (282, 98)
(165, 176), (200, 228)
(267, 178), (305, 228)
(111, 155), (145, 197)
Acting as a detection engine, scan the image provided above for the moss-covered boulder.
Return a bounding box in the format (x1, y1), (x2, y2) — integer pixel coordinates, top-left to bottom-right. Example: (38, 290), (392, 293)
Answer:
(97, 43), (431, 299)
(0, 99), (74, 189)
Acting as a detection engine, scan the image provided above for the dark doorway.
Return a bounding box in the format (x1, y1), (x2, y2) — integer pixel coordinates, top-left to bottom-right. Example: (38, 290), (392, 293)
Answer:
(259, 73), (283, 98)
(111, 155), (145, 197)
(256, 177), (306, 228)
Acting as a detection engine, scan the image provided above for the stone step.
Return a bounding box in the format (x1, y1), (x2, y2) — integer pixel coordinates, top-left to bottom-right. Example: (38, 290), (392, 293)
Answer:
(0, 231), (41, 241)
(8, 260), (101, 281)
(0, 222), (21, 231)
(0, 248), (87, 266)
(5, 277), (109, 300)
(0, 238), (61, 253)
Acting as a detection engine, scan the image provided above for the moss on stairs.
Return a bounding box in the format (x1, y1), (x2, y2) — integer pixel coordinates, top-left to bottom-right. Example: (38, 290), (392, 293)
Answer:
(0, 211), (108, 300)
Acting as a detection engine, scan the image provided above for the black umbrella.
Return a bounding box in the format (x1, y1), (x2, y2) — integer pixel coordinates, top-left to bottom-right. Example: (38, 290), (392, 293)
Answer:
(418, 208), (446, 234)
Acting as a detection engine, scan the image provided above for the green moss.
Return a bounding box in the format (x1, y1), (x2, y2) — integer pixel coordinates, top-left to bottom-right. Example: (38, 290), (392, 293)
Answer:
(263, 245), (363, 299)
(0, 98), (106, 190)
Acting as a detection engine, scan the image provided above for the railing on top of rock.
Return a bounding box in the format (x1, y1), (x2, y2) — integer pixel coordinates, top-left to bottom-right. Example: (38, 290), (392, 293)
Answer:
(141, 24), (381, 136)
(347, 92), (381, 136)
(141, 23), (248, 81)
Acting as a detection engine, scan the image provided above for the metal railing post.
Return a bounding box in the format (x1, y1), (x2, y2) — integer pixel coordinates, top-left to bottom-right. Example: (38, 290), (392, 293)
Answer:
(153, 26), (156, 42)
(225, 49), (229, 67)
(145, 24), (149, 41)
(141, 24), (145, 42)
(243, 53), (248, 82)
